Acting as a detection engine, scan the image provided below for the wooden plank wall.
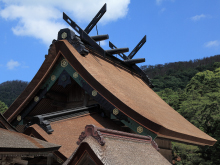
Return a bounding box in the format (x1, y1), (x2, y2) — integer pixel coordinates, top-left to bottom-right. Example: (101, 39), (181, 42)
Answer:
(155, 138), (172, 163)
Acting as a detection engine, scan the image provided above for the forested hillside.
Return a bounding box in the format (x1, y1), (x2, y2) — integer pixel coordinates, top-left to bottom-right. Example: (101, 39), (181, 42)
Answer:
(0, 80), (28, 107)
(141, 54), (220, 92)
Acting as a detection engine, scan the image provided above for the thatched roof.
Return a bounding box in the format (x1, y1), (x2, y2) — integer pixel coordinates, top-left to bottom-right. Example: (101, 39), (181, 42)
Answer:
(4, 40), (216, 146)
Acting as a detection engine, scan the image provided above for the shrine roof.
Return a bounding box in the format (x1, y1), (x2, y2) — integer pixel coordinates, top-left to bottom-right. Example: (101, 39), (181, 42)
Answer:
(5, 40), (217, 146)
(0, 114), (60, 153)
(0, 128), (60, 152)
(63, 125), (171, 165)
(24, 113), (125, 159)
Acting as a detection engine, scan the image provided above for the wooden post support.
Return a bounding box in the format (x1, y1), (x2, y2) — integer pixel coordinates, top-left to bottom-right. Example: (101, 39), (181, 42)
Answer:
(47, 153), (53, 165)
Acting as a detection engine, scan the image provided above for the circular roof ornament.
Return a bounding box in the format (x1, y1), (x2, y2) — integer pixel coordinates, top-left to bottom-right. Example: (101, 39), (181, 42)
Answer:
(34, 96), (39, 102)
(61, 59), (68, 68)
(51, 75), (56, 81)
(113, 108), (119, 115)
(17, 115), (21, 121)
(61, 32), (67, 39)
(73, 72), (78, 78)
(57, 157), (63, 164)
(92, 90), (97, 97)
(137, 126), (143, 133)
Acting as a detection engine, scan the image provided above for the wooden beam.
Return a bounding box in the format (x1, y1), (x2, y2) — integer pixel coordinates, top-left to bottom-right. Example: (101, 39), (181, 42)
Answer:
(46, 91), (67, 102)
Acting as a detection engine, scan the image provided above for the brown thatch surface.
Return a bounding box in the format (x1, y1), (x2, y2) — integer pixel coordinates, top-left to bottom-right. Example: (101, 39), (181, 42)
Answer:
(0, 128), (60, 152)
(24, 113), (124, 158)
(64, 136), (171, 165)
(57, 41), (216, 146)
(4, 40), (216, 146)
(0, 113), (60, 152)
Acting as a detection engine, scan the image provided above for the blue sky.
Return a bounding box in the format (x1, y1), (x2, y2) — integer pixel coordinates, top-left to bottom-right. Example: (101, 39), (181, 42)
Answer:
(0, 0), (220, 84)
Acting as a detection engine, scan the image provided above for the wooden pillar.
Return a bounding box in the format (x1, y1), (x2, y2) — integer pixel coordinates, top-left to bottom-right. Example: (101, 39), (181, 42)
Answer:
(47, 153), (53, 165)
(83, 93), (90, 106)
(155, 138), (172, 163)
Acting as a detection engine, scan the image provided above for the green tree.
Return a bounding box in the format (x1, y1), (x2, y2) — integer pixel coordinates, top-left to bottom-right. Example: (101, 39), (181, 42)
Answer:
(177, 68), (220, 164)
(172, 142), (202, 165)
(0, 100), (8, 114)
(0, 80), (28, 106)
(157, 68), (220, 164)
(157, 88), (180, 110)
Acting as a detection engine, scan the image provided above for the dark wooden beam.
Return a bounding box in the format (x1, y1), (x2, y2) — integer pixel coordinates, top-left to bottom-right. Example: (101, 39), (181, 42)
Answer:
(124, 58), (145, 65)
(45, 91), (67, 102)
(51, 101), (66, 108)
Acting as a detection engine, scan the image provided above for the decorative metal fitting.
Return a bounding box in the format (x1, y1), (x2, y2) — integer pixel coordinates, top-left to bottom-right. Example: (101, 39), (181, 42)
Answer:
(57, 157), (63, 164)
(61, 32), (67, 39)
(113, 108), (119, 115)
(61, 59), (68, 67)
(137, 126), (143, 133)
(34, 96), (39, 102)
(92, 90), (97, 97)
(17, 115), (21, 121)
(51, 75), (56, 81)
(73, 72), (78, 78)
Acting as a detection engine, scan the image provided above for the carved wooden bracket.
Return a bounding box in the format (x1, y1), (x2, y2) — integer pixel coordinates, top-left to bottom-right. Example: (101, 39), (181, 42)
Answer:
(151, 140), (159, 151)
(77, 125), (105, 146)
(77, 125), (159, 151)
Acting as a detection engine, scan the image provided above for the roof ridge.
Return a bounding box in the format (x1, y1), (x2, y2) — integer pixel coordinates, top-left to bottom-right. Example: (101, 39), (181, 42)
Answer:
(77, 124), (159, 150)
(29, 105), (100, 134)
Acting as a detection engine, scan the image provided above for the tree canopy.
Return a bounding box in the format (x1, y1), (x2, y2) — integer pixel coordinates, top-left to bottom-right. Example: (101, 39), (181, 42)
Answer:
(141, 55), (220, 92)
(0, 80), (28, 107)
(157, 67), (220, 164)
(0, 100), (8, 114)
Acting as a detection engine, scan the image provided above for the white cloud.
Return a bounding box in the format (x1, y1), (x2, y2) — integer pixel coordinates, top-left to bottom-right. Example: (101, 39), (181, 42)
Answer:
(191, 14), (207, 21)
(204, 40), (220, 48)
(6, 60), (20, 70)
(0, 0), (130, 45)
(156, 0), (163, 5)
(160, 8), (166, 13)
(156, 0), (174, 5)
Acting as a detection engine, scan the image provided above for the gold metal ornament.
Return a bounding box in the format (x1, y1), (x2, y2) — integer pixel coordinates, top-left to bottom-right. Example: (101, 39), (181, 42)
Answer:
(61, 59), (68, 67)
(51, 75), (56, 81)
(137, 126), (143, 133)
(34, 96), (39, 102)
(57, 157), (63, 164)
(17, 115), (21, 121)
(113, 108), (119, 115)
(73, 72), (78, 78)
(61, 32), (67, 39)
(92, 90), (97, 97)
